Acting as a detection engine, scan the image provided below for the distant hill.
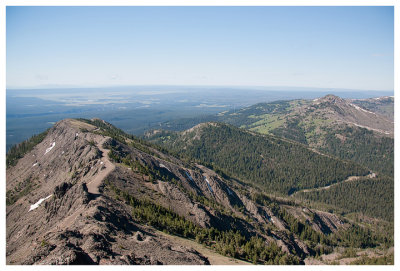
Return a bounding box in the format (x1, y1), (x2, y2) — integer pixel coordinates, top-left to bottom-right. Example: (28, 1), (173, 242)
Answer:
(156, 95), (394, 176)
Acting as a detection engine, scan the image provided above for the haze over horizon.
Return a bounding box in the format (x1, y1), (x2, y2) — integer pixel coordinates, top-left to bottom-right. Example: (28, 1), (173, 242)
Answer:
(5, 84), (395, 92)
(7, 6), (393, 91)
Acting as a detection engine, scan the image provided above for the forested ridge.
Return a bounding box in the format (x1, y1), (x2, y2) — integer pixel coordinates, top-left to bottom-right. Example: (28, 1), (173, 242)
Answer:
(147, 123), (369, 195)
(157, 100), (297, 132)
(321, 126), (393, 177)
(6, 129), (49, 168)
(296, 176), (394, 222)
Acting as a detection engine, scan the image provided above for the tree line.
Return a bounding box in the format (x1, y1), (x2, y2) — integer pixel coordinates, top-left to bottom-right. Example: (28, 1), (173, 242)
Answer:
(105, 180), (301, 264)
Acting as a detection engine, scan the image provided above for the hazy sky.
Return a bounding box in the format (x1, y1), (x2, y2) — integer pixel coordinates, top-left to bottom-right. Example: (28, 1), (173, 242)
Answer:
(6, 6), (394, 90)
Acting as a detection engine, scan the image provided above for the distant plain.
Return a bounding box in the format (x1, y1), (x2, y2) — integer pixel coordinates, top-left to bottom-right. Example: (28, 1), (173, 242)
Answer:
(6, 86), (393, 151)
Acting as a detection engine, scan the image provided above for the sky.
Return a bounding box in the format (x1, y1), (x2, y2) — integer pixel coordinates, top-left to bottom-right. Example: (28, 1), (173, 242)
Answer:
(6, 6), (394, 90)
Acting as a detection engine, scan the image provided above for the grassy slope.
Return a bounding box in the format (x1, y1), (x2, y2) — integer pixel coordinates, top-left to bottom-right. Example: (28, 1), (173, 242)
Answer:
(218, 99), (393, 177)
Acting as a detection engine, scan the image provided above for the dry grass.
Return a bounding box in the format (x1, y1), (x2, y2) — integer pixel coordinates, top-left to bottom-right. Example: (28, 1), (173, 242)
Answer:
(158, 230), (251, 265)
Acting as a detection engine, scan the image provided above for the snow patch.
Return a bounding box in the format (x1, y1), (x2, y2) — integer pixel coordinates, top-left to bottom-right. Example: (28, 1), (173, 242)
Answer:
(185, 171), (194, 182)
(159, 163), (171, 172)
(32, 163), (38, 167)
(100, 161), (104, 165)
(203, 176), (214, 194)
(349, 103), (375, 115)
(29, 195), (52, 212)
(227, 187), (233, 196)
(349, 122), (391, 135)
(374, 96), (393, 100)
(44, 142), (56, 155)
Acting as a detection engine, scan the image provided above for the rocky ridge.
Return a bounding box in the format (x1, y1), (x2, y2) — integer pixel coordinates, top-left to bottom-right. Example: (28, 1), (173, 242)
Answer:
(6, 118), (353, 265)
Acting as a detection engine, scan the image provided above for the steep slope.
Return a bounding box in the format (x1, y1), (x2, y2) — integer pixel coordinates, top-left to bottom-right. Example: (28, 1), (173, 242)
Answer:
(146, 122), (393, 225)
(6, 119), (392, 265)
(295, 175), (393, 222)
(146, 122), (370, 196)
(305, 95), (393, 136)
(351, 96), (394, 121)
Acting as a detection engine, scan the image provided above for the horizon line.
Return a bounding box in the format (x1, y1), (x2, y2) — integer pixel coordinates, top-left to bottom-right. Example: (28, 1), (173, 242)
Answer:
(5, 84), (394, 92)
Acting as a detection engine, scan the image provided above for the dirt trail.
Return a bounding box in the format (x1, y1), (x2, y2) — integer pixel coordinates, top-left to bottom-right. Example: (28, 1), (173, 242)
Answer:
(292, 172), (376, 196)
(53, 205), (86, 231)
(87, 138), (115, 195)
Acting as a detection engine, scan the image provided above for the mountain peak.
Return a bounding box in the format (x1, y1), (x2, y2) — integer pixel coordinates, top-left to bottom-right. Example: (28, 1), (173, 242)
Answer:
(316, 94), (346, 104)
(183, 122), (219, 134)
(53, 118), (97, 131)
